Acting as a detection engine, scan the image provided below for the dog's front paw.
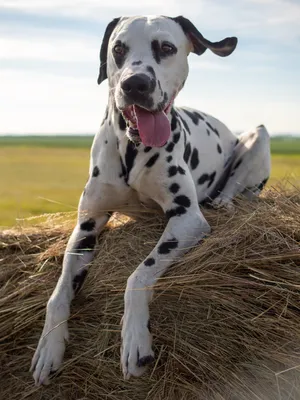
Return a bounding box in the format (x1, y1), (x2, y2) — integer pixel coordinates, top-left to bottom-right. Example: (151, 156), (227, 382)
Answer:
(30, 322), (68, 386)
(121, 313), (154, 380)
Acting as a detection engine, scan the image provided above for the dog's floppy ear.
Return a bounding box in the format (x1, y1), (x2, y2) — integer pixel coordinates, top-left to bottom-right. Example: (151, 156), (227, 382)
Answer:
(172, 16), (237, 57)
(97, 17), (121, 85)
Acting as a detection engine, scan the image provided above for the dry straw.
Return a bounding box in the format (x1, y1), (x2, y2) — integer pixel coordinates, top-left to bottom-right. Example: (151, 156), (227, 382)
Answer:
(1, 185), (300, 399)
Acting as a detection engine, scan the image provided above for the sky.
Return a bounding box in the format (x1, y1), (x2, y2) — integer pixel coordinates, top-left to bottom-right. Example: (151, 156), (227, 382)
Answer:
(0, 0), (300, 135)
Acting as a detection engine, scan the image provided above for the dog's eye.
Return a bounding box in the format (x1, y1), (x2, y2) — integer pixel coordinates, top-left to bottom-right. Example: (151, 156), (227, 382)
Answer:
(113, 45), (125, 55)
(161, 42), (176, 54)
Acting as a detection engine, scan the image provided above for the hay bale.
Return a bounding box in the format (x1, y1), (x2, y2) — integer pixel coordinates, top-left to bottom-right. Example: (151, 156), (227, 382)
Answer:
(1, 188), (300, 400)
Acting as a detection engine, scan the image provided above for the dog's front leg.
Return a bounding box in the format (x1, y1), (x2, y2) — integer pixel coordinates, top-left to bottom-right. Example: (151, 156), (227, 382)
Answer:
(30, 177), (125, 385)
(121, 171), (211, 379)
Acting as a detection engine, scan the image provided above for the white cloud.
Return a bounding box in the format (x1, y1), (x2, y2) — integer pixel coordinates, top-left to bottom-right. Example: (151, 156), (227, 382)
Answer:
(0, 36), (98, 62)
(3, 0), (300, 32)
(2, 0), (182, 20)
(190, 60), (233, 71)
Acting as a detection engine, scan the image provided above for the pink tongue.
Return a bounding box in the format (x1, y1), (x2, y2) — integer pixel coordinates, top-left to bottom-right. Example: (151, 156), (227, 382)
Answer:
(134, 106), (171, 147)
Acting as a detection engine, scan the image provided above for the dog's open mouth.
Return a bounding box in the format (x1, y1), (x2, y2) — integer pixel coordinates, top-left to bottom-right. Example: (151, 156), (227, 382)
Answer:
(122, 102), (173, 147)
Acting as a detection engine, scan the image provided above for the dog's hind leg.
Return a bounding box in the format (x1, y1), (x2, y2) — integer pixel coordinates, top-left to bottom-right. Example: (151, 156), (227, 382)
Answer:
(212, 124), (271, 209)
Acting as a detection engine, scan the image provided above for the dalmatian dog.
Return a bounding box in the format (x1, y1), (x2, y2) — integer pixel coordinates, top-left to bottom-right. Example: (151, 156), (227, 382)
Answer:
(30, 15), (271, 385)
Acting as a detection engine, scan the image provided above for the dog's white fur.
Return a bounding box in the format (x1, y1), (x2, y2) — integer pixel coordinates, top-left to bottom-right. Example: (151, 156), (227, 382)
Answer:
(30, 15), (271, 385)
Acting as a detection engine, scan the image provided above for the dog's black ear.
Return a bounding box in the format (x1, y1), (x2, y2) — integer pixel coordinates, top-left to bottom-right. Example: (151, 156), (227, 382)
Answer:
(172, 16), (237, 57)
(97, 17), (121, 85)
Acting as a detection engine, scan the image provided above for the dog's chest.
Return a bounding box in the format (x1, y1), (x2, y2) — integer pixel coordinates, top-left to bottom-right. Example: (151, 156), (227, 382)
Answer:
(116, 107), (236, 204)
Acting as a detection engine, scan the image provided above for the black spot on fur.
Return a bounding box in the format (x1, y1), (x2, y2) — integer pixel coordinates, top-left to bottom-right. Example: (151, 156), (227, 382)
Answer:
(169, 183), (180, 194)
(92, 166), (100, 177)
(119, 156), (127, 179)
(174, 195), (191, 208)
(258, 177), (269, 191)
(171, 108), (178, 131)
(198, 171), (216, 188)
(144, 146), (152, 153)
(137, 354), (155, 368)
(168, 165), (178, 177)
(119, 113), (127, 131)
(165, 206), (187, 220)
(208, 171), (216, 188)
(151, 40), (161, 63)
(105, 140), (108, 144)
(147, 319), (151, 333)
(157, 80), (163, 96)
(235, 138), (239, 146)
(144, 257), (155, 267)
(124, 141), (138, 184)
(75, 235), (96, 252)
(132, 60), (142, 65)
(73, 269), (88, 294)
(206, 129), (210, 136)
(168, 165), (185, 177)
(183, 129), (187, 148)
(234, 158), (242, 170)
(183, 142), (191, 163)
(182, 109), (204, 125)
(217, 144), (222, 154)
(145, 153), (160, 168)
(173, 132), (180, 143)
(206, 122), (220, 137)
(101, 107), (108, 126)
(146, 65), (156, 80)
(80, 218), (95, 232)
(158, 238), (179, 254)
(178, 114), (191, 135)
(166, 155), (173, 163)
(190, 148), (199, 170)
(194, 111), (204, 121)
(165, 142), (175, 152)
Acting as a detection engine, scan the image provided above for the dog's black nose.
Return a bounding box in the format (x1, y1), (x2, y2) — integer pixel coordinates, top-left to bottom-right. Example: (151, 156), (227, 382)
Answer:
(121, 74), (152, 97)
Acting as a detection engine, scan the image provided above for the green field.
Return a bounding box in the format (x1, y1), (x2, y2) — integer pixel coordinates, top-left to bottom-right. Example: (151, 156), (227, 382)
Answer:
(0, 136), (299, 227)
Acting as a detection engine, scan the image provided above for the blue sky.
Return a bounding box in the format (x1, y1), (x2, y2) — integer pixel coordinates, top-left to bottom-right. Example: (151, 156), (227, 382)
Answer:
(1, 0), (300, 134)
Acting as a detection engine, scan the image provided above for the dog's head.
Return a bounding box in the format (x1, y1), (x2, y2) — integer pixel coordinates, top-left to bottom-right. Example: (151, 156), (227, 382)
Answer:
(97, 16), (237, 147)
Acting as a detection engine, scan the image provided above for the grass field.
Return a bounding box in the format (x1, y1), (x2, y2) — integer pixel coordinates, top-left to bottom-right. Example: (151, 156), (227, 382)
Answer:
(0, 136), (299, 227)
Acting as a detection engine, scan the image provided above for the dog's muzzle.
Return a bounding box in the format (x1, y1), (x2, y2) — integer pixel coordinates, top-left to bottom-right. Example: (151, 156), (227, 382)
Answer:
(118, 74), (175, 148)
